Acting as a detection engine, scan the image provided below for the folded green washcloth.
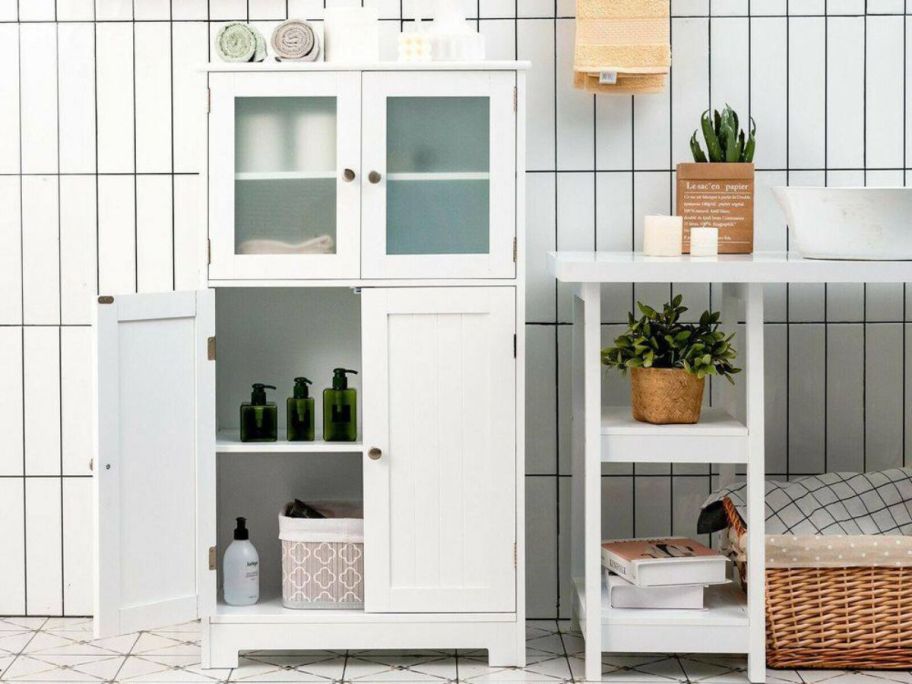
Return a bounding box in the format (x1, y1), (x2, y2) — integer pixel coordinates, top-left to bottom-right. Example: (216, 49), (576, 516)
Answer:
(215, 22), (267, 63)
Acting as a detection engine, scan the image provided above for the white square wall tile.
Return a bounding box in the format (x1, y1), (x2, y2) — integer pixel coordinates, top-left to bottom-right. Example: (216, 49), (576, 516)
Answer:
(0, 329), (23, 477)
(17, 0), (55, 22)
(827, 324), (864, 473)
(96, 0), (133, 19)
(526, 325), (556, 475)
(135, 23), (173, 174)
(19, 24), (58, 175)
(58, 23), (97, 174)
(24, 326), (61, 477)
(21, 175), (60, 325)
(26, 477), (63, 615)
(57, 0), (96, 20)
(556, 18), (594, 170)
(0, 480), (25, 614)
(866, 324), (904, 471)
(0, 24), (18, 174)
(0, 177), (21, 325)
(517, 20), (555, 171)
(98, 175), (137, 296)
(62, 327), (93, 476)
(525, 476), (557, 618)
(60, 176), (98, 325)
(63, 478), (93, 615)
(134, 0), (171, 20)
(136, 175), (174, 293)
(96, 22), (135, 174)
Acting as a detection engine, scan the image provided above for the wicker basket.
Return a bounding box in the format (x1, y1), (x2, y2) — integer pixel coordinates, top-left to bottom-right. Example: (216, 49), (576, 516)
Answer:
(630, 367), (704, 424)
(722, 497), (912, 669)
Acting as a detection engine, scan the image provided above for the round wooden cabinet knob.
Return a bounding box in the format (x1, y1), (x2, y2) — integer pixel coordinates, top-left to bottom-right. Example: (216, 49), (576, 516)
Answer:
(342, 168), (356, 182)
(368, 170), (382, 184)
(368, 447), (382, 460)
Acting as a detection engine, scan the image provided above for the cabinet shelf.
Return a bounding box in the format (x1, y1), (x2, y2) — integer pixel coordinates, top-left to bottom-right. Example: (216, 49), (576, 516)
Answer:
(572, 577), (749, 654)
(601, 406), (748, 464)
(386, 172), (489, 181)
(216, 430), (362, 454)
(235, 171), (336, 181)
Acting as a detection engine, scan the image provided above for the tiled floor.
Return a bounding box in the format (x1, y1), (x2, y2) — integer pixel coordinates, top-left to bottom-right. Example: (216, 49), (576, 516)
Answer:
(0, 617), (903, 683)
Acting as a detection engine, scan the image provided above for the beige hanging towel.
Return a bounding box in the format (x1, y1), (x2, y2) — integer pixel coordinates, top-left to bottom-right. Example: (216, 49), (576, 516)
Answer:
(573, 0), (670, 95)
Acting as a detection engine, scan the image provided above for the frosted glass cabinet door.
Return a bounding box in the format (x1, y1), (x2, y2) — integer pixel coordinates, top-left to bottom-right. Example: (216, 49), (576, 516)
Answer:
(209, 72), (360, 280)
(361, 72), (516, 279)
(361, 287), (516, 612)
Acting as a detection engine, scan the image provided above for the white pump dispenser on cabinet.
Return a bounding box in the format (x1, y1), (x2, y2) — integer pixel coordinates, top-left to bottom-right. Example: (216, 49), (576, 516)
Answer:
(223, 517), (259, 606)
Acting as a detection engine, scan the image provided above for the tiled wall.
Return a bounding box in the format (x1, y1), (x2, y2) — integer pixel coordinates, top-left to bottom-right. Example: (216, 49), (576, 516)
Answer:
(1, 0), (910, 619)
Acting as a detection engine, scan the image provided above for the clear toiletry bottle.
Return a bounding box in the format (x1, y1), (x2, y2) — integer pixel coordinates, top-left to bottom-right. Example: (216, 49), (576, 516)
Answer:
(223, 517), (259, 606)
(240, 383), (277, 442)
(287, 377), (315, 442)
(323, 368), (358, 442)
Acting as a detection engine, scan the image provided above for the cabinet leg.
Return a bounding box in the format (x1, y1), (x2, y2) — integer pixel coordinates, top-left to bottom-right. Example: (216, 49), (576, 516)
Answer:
(207, 642), (240, 670)
(487, 633), (524, 668)
(747, 652), (766, 683)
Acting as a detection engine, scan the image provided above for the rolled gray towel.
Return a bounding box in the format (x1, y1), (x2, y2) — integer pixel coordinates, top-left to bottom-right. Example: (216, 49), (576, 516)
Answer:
(271, 19), (320, 61)
(215, 22), (267, 63)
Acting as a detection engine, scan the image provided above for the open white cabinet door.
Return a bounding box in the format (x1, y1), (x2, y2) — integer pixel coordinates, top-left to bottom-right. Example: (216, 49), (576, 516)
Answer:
(94, 290), (215, 638)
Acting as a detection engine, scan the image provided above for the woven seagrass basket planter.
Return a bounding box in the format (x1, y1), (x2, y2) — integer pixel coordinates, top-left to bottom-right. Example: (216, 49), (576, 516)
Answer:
(630, 367), (704, 424)
(723, 497), (912, 670)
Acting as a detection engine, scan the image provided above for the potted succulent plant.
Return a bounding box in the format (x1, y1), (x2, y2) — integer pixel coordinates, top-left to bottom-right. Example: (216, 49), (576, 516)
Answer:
(601, 295), (740, 425)
(677, 104), (756, 254)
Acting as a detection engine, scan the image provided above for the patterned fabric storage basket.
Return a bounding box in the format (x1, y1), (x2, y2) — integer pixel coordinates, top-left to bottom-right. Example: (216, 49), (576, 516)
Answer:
(721, 496), (912, 670)
(279, 502), (364, 609)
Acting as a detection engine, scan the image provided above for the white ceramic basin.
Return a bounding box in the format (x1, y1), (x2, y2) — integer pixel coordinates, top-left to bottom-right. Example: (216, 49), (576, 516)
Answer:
(773, 187), (912, 260)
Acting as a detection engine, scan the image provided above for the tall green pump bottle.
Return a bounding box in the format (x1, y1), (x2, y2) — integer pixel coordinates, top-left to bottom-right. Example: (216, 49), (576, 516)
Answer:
(240, 383), (277, 442)
(287, 377), (315, 442)
(323, 368), (358, 442)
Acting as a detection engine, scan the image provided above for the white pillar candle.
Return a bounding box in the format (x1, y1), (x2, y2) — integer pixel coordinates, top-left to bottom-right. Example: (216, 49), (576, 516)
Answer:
(643, 215), (683, 256)
(690, 226), (719, 256)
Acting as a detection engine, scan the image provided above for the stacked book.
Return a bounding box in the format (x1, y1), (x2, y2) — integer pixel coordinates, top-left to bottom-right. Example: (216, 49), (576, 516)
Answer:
(601, 537), (729, 609)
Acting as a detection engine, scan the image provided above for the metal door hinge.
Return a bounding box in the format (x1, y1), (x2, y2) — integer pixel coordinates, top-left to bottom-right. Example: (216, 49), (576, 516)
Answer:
(89, 458), (94, 472)
(208, 546), (217, 571)
(207, 336), (216, 361)
(513, 334), (516, 358)
(207, 239), (211, 264)
(98, 295), (114, 304)
(207, 88), (211, 114)
(513, 86), (517, 112)
(513, 542), (517, 567)
(512, 237), (517, 262)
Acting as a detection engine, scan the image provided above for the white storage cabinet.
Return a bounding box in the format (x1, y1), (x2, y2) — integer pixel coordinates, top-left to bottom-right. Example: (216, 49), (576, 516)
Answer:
(93, 63), (528, 668)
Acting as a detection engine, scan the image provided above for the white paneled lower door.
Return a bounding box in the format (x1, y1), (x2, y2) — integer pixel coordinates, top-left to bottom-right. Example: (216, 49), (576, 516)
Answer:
(94, 290), (215, 637)
(362, 287), (516, 613)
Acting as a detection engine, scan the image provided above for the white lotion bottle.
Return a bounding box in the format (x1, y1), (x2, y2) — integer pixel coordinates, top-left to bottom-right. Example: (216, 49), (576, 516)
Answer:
(223, 517), (260, 606)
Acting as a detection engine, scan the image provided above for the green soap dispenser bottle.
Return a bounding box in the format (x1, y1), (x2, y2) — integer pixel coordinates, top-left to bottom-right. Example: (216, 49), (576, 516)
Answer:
(240, 383), (277, 442)
(287, 377), (315, 442)
(323, 368), (358, 442)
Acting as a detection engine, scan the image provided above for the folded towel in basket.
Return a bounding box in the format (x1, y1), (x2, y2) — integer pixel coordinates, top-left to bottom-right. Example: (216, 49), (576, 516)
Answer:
(699, 467), (912, 536)
(573, 0), (670, 95)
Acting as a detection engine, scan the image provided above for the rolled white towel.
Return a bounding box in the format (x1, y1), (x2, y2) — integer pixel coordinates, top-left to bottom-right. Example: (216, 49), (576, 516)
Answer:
(271, 19), (321, 62)
(215, 22), (267, 63)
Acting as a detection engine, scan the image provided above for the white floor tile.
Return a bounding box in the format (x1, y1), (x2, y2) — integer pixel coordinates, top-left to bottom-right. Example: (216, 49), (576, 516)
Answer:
(40, 619), (93, 633)
(0, 653), (125, 681)
(344, 655), (457, 681)
(131, 632), (201, 657)
(116, 655), (231, 682)
(0, 654), (15, 678)
(22, 630), (136, 657)
(0, 630), (35, 655)
(0, 618), (47, 631)
(229, 654), (344, 681)
(459, 658), (564, 682)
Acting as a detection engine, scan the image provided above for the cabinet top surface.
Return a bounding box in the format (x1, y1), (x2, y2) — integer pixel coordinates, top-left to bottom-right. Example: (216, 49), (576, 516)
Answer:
(205, 60), (530, 72)
(549, 251), (912, 284)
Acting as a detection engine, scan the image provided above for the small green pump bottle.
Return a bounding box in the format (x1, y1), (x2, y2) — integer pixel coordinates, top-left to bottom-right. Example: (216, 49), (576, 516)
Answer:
(240, 383), (277, 442)
(323, 368), (358, 442)
(287, 377), (315, 442)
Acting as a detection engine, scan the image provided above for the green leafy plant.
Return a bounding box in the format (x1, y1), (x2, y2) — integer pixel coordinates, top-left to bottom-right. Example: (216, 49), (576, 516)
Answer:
(690, 104), (755, 163)
(601, 295), (741, 382)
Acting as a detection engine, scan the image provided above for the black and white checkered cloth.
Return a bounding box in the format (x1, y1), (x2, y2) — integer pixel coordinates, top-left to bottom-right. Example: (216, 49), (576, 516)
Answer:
(698, 468), (912, 536)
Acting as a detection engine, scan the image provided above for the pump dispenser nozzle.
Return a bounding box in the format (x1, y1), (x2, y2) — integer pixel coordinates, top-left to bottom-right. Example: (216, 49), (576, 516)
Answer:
(331, 368), (358, 390)
(250, 383), (276, 405)
(233, 516), (249, 540)
(293, 377), (312, 399)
